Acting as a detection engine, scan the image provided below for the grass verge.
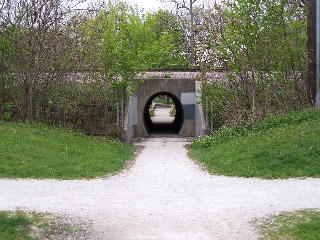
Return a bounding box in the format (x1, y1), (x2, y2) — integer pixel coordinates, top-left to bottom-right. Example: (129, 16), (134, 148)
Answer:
(0, 121), (134, 179)
(189, 109), (320, 179)
(256, 209), (320, 240)
(0, 211), (88, 240)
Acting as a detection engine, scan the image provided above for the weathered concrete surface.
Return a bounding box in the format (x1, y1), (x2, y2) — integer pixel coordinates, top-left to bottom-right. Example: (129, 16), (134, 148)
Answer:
(1, 138), (320, 240)
(135, 78), (196, 137)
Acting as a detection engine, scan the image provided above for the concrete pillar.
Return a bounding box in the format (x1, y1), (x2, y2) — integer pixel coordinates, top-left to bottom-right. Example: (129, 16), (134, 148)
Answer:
(125, 96), (138, 142)
(181, 92), (196, 136)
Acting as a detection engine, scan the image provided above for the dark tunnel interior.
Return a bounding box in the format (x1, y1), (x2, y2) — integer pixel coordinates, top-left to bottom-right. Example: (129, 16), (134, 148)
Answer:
(143, 92), (184, 135)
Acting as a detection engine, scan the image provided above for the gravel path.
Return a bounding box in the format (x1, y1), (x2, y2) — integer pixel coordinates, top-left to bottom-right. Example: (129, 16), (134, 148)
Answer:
(1, 137), (320, 240)
(151, 107), (174, 124)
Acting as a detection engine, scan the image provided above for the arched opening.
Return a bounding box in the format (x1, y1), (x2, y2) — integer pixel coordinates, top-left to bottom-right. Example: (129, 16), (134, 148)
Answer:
(143, 92), (184, 135)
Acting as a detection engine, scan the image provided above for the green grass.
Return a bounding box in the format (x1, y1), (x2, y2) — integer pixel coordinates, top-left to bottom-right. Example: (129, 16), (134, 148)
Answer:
(189, 109), (320, 179)
(0, 211), (85, 240)
(256, 209), (320, 240)
(0, 121), (134, 179)
(0, 211), (33, 240)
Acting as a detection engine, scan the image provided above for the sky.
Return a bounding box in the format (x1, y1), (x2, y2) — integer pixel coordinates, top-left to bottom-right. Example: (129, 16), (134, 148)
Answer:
(114, 0), (217, 12)
(77, 0), (217, 13)
(125, 0), (166, 11)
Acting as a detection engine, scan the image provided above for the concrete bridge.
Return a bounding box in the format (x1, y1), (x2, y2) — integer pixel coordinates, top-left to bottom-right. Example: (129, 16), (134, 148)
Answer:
(125, 78), (205, 142)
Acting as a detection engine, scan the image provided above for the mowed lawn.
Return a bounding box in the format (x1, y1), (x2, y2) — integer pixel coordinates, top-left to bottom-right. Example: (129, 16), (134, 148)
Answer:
(189, 110), (320, 179)
(0, 121), (134, 179)
(0, 211), (36, 240)
(0, 211), (85, 240)
(257, 209), (320, 240)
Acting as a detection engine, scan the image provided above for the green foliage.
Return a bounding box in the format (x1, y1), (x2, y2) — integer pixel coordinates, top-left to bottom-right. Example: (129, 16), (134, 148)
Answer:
(42, 79), (121, 134)
(0, 25), (18, 106)
(0, 121), (134, 179)
(81, 3), (183, 83)
(149, 107), (155, 117)
(152, 96), (173, 104)
(201, 81), (235, 128)
(0, 2), (176, 131)
(0, 25), (16, 63)
(0, 1), (89, 123)
(222, 0), (307, 72)
(1, 102), (14, 120)
(201, 0), (308, 126)
(46, 76), (115, 107)
(0, 71), (122, 134)
(146, 10), (187, 68)
(257, 209), (320, 240)
(148, 73), (172, 78)
(189, 109), (320, 179)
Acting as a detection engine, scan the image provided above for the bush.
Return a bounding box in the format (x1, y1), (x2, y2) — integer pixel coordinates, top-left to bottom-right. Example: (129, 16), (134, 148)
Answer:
(199, 1), (309, 127)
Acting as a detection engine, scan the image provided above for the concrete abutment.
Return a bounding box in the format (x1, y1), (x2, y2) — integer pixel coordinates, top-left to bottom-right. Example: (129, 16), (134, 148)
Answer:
(125, 78), (205, 142)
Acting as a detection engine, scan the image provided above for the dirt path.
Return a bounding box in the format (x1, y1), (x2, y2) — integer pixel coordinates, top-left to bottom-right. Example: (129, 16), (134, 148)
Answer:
(1, 138), (320, 240)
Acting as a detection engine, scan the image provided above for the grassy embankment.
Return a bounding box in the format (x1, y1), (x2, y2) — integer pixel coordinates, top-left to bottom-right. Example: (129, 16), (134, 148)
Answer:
(256, 209), (320, 240)
(0, 121), (134, 179)
(189, 109), (320, 179)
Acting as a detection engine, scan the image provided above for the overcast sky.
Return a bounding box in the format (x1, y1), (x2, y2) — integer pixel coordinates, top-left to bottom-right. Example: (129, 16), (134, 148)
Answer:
(125, 0), (165, 11)
(77, 0), (217, 12)
(116, 0), (216, 12)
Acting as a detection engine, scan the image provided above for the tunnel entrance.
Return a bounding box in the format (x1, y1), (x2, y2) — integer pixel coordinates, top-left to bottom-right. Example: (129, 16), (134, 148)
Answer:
(143, 92), (184, 135)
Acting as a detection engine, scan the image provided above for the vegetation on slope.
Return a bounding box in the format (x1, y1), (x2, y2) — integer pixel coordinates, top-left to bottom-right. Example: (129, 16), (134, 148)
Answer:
(256, 209), (320, 240)
(189, 109), (320, 179)
(0, 121), (134, 179)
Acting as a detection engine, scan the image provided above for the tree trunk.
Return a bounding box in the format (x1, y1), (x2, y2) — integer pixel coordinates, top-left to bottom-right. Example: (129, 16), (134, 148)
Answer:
(306, 0), (317, 105)
(26, 79), (34, 122)
(189, 0), (195, 68)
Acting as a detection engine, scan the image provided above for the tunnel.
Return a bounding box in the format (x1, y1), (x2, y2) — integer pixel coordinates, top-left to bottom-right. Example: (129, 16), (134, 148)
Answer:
(143, 91), (184, 135)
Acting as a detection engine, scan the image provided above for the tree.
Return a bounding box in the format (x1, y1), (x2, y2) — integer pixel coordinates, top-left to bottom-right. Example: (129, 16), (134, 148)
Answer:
(199, 0), (309, 126)
(81, 2), (178, 91)
(162, 0), (199, 67)
(306, 0), (317, 105)
(0, 0), (80, 121)
(145, 9), (188, 68)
